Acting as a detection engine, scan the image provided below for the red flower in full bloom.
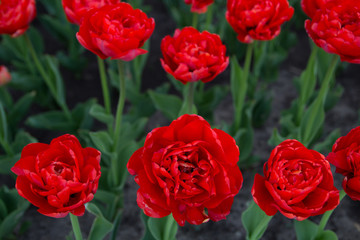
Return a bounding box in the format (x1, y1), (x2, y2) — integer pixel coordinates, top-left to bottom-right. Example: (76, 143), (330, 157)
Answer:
(11, 134), (101, 218)
(127, 115), (243, 226)
(226, 0), (294, 43)
(62, 0), (119, 25)
(305, 0), (360, 64)
(184, 0), (214, 14)
(0, 0), (36, 37)
(0, 66), (11, 86)
(160, 27), (229, 84)
(76, 2), (155, 61)
(252, 140), (339, 220)
(327, 126), (360, 201)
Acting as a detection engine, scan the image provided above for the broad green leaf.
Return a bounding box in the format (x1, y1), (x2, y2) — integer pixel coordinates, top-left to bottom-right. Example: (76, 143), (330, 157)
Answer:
(268, 129), (287, 147)
(11, 131), (37, 153)
(148, 215), (178, 240)
(26, 111), (76, 131)
(241, 201), (272, 240)
(86, 203), (104, 218)
(315, 230), (338, 240)
(71, 99), (96, 130)
(0, 199), (7, 220)
(294, 219), (318, 240)
(148, 90), (182, 120)
(230, 56), (246, 117)
(8, 92), (35, 129)
(89, 104), (114, 125)
(88, 216), (113, 240)
(313, 129), (341, 153)
(0, 154), (20, 175)
(89, 131), (113, 154)
(44, 55), (66, 106)
(141, 213), (157, 240)
(299, 98), (325, 147)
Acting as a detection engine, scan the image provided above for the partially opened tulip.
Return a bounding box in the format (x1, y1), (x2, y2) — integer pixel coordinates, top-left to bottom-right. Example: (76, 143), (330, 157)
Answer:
(305, 0), (360, 64)
(62, 0), (119, 25)
(160, 27), (229, 84)
(76, 2), (155, 61)
(0, 0), (36, 37)
(226, 0), (294, 43)
(252, 139), (339, 220)
(327, 126), (360, 201)
(184, 0), (214, 14)
(128, 114), (243, 226)
(11, 134), (101, 218)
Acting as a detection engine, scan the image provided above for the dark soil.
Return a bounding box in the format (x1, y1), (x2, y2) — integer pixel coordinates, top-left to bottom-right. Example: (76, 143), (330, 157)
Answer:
(12, 0), (360, 239)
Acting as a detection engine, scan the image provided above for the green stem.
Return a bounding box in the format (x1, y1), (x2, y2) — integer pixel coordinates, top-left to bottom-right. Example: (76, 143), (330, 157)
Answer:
(24, 34), (71, 119)
(205, 4), (213, 30)
(317, 55), (339, 105)
(70, 214), (83, 240)
(234, 43), (254, 130)
(113, 60), (126, 151)
(192, 12), (198, 29)
(317, 189), (346, 235)
(187, 82), (196, 114)
(97, 57), (112, 114)
(163, 215), (177, 240)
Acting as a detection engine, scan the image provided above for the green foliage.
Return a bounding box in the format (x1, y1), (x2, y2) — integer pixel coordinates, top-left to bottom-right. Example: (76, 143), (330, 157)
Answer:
(242, 201), (272, 240)
(141, 213), (178, 240)
(0, 186), (30, 239)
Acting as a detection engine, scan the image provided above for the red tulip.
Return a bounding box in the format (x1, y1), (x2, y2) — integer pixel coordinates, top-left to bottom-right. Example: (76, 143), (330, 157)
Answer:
(252, 139), (339, 220)
(160, 27), (229, 84)
(184, 0), (214, 14)
(226, 0), (294, 43)
(305, 0), (360, 64)
(11, 134), (101, 218)
(327, 126), (360, 201)
(127, 114), (243, 226)
(76, 2), (155, 61)
(0, 0), (36, 37)
(62, 0), (119, 25)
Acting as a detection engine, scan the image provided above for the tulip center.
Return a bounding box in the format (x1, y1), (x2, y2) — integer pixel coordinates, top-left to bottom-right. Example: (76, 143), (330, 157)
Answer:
(153, 142), (213, 203)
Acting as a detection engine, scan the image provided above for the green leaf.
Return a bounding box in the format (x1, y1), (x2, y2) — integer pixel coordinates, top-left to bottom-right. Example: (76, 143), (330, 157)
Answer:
(88, 216), (113, 240)
(8, 91), (36, 129)
(230, 56), (246, 114)
(86, 203), (104, 218)
(315, 230), (338, 240)
(0, 88), (13, 108)
(11, 131), (37, 153)
(148, 90), (182, 120)
(294, 219), (318, 240)
(268, 129), (285, 146)
(0, 102), (8, 142)
(313, 129), (341, 153)
(89, 131), (113, 154)
(44, 55), (66, 106)
(141, 213), (157, 240)
(299, 98), (325, 147)
(148, 215), (178, 240)
(89, 104), (114, 125)
(241, 201), (272, 240)
(0, 154), (20, 175)
(71, 99), (96, 130)
(0, 199), (7, 220)
(26, 111), (76, 131)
